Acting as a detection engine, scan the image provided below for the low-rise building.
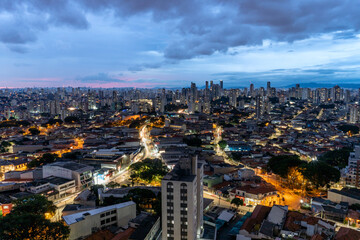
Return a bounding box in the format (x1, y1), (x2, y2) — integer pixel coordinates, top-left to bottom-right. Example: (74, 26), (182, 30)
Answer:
(43, 161), (93, 189)
(230, 183), (278, 206)
(63, 201), (136, 240)
(328, 188), (360, 206)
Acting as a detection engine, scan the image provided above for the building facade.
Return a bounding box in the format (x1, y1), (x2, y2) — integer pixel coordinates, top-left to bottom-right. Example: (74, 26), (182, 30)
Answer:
(345, 146), (360, 188)
(161, 156), (204, 240)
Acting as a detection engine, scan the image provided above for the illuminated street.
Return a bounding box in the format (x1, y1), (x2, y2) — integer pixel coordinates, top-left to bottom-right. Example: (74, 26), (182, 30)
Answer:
(214, 125), (304, 210)
(113, 124), (160, 185)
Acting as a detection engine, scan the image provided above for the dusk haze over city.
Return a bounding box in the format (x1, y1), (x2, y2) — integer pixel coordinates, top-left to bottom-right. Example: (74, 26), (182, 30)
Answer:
(3, 1), (360, 240)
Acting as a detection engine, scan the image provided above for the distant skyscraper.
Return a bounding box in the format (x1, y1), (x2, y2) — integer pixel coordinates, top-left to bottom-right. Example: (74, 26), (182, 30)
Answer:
(229, 89), (238, 108)
(345, 90), (351, 103)
(349, 104), (359, 124)
(255, 95), (261, 119)
(220, 80), (223, 90)
(331, 85), (341, 102)
(250, 84), (254, 97)
(266, 81), (271, 96)
(189, 82), (197, 113)
(161, 156), (204, 240)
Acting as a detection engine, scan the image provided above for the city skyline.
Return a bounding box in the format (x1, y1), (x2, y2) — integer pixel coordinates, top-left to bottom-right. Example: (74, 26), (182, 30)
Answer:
(2, 1), (360, 88)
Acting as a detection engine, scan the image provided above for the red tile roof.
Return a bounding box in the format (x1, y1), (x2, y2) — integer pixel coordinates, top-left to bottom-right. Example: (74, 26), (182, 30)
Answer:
(111, 228), (136, 240)
(284, 211), (305, 232)
(311, 234), (324, 240)
(241, 205), (271, 233)
(85, 230), (115, 240)
(335, 227), (360, 240)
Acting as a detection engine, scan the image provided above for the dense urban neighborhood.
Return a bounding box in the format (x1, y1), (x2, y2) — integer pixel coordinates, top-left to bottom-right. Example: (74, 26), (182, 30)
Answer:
(1, 82), (360, 240)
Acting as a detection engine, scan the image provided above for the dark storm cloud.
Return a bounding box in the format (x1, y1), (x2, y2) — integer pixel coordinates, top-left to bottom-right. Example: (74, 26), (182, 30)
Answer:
(0, 0), (88, 52)
(77, 73), (125, 83)
(1, 0), (360, 57)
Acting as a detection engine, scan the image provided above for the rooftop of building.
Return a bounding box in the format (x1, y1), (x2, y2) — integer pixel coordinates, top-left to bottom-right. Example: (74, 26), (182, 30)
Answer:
(46, 161), (93, 172)
(103, 186), (161, 196)
(129, 214), (158, 240)
(329, 188), (360, 201)
(63, 201), (135, 225)
(236, 183), (277, 195)
(44, 176), (74, 185)
(241, 205), (271, 233)
(335, 227), (360, 240)
(162, 157), (202, 182)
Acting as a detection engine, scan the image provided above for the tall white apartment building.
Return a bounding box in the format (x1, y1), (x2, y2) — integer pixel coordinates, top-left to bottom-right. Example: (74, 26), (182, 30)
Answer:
(161, 156), (204, 240)
(346, 146), (360, 188)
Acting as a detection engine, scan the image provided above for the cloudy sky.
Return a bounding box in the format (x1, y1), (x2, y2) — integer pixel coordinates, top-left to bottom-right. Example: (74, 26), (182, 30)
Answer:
(1, 0), (360, 88)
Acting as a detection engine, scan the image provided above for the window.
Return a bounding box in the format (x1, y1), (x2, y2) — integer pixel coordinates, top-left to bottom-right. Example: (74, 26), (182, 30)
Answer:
(111, 210), (116, 214)
(101, 220), (105, 225)
(106, 211), (110, 216)
(111, 216), (116, 222)
(100, 213), (105, 218)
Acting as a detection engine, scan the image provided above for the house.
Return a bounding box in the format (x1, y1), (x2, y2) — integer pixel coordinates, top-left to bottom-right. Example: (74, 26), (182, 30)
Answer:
(311, 197), (348, 222)
(230, 183), (278, 206)
(238, 205), (271, 238)
(282, 210), (336, 239)
(259, 205), (288, 239)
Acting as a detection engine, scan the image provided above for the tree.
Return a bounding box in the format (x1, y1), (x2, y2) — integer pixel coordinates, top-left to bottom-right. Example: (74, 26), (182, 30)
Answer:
(0, 195), (69, 240)
(267, 155), (305, 178)
(28, 153), (58, 168)
(338, 124), (359, 134)
(302, 161), (340, 188)
(62, 151), (81, 160)
(0, 141), (11, 152)
(106, 181), (121, 188)
(183, 136), (202, 147)
(231, 198), (244, 210)
(287, 167), (305, 190)
(129, 158), (168, 185)
(11, 195), (56, 216)
(0, 213), (69, 240)
(64, 116), (80, 124)
(349, 203), (360, 211)
(1, 141), (11, 148)
(102, 196), (130, 206)
(47, 118), (63, 125)
(318, 147), (352, 169)
(29, 127), (40, 135)
(218, 140), (227, 150)
(129, 119), (141, 129)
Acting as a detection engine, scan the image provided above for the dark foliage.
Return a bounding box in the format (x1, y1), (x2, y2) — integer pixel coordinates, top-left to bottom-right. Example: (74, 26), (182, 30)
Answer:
(28, 153), (58, 168)
(338, 124), (359, 134)
(183, 136), (202, 147)
(318, 147), (352, 169)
